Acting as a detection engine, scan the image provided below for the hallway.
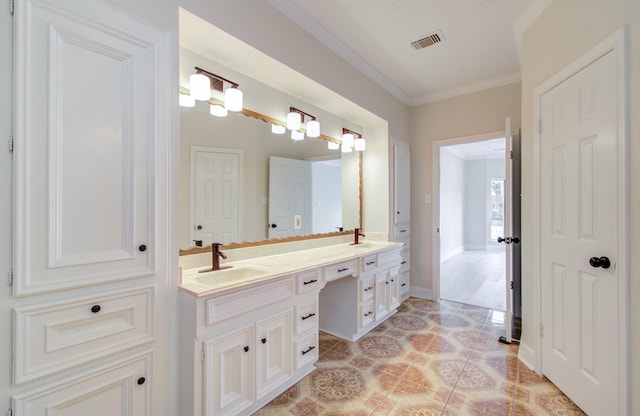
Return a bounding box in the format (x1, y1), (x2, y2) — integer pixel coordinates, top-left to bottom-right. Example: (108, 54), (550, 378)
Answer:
(440, 246), (506, 311)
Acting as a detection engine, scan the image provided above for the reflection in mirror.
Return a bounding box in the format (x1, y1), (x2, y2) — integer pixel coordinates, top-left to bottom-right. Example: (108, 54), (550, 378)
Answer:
(179, 98), (362, 252)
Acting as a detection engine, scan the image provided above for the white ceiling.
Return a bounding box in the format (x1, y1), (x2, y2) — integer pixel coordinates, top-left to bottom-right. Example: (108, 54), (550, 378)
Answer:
(267, 0), (550, 105)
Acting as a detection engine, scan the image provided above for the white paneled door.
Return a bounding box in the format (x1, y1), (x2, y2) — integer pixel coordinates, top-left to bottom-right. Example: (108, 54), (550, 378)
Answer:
(540, 48), (623, 415)
(268, 156), (311, 239)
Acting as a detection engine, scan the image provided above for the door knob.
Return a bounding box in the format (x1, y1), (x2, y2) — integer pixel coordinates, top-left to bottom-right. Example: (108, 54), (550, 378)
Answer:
(589, 256), (611, 269)
(196, 225), (203, 230)
(497, 237), (506, 243)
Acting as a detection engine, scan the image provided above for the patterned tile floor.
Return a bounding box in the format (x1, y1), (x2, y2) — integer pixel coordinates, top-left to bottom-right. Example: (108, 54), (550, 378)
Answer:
(254, 298), (585, 416)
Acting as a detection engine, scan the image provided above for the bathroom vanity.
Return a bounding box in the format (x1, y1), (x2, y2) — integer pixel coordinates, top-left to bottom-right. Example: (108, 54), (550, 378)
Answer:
(179, 241), (402, 416)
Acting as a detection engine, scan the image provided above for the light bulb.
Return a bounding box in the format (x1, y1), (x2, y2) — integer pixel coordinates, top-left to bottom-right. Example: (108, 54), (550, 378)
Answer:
(189, 73), (211, 101)
(342, 133), (354, 149)
(224, 87), (243, 112)
(286, 111), (301, 130)
(271, 124), (286, 134)
(354, 137), (366, 151)
(291, 130), (304, 141)
(209, 104), (228, 117)
(179, 93), (195, 107)
(306, 119), (320, 137)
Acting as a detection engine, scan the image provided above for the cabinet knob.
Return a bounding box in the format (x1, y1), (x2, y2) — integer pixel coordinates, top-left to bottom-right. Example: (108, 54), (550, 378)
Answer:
(261, 338), (267, 344)
(243, 346), (249, 352)
(91, 305), (101, 313)
(137, 377), (146, 385)
(138, 244), (148, 252)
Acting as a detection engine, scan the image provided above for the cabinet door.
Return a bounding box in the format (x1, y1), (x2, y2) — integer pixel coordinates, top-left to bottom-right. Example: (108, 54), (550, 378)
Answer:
(388, 269), (401, 311)
(394, 144), (411, 224)
(375, 272), (390, 319)
(203, 325), (254, 416)
(256, 310), (293, 400)
(14, 0), (162, 295)
(13, 353), (151, 415)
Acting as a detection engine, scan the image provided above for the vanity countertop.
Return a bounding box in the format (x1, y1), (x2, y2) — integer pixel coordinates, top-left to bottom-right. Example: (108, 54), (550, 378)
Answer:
(179, 241), (402, 297)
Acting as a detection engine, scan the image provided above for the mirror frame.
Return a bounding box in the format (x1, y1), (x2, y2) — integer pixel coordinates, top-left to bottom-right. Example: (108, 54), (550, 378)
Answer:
(179, 94), (363, 256)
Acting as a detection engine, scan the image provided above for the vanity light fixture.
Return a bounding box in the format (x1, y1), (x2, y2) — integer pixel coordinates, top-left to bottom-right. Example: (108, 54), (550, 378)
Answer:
(192, 66), (244, 111)
(271, 124), (286, 134)
(342, 128), (365, 152)
(287, 107), (320, 137)
(327, 141), (340, 150)
(179, 93), (195, 107)
(210, 104), (228, 117)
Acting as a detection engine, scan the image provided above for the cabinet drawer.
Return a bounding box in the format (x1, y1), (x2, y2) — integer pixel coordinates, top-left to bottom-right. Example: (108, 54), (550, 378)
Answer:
(394, 224), (410, 239)
(358, 301), (375, 329)
(204, 278), (294, 328)
(400, 249), (410, 271)
(400, 270), (410, 295)
(294, 331), (318, 370)
(14, 287), (154, 384)
(295, 299), (318, 335)
(377, 249), (402, 268)
(296, 270), (320, 294)
(323, 259), (357, 282)
(361, 254), (377, 272)
(358, 276), (375, 303)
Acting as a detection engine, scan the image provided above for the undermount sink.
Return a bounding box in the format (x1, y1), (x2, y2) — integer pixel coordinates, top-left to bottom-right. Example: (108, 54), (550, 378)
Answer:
(193, 265), (271, 285)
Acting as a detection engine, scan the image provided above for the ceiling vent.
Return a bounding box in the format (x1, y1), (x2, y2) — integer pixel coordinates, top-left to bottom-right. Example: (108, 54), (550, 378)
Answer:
(409, 31), (444, 50)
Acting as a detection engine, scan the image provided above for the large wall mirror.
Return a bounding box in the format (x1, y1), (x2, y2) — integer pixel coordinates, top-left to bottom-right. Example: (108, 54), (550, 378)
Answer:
(178, 46), (364, 254)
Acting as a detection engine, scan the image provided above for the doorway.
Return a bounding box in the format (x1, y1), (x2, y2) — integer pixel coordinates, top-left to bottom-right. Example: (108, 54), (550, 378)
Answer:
(437, 137), (507, 311)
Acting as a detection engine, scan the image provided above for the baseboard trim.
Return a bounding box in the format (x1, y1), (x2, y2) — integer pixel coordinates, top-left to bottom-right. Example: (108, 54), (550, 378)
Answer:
(409, 287), (433, 300)
(517, 341), (537, 372)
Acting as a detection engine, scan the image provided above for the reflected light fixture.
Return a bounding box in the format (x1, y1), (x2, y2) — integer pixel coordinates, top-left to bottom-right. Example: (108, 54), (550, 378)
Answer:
(286, 110), (301, 130)
(210, 104), (228, 117)
(291, 130), (304, 141)
(192, 66), (243, 111)
(179, 93), (195, 107)
(271, 124), (286, 134)
(354, 136), (366, 151)
(327, 141), (340, 150)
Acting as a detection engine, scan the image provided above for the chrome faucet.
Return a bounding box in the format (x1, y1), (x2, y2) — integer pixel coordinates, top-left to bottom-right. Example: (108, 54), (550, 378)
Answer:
(351, 228), (366, 245)
(199, 242), (231, 273)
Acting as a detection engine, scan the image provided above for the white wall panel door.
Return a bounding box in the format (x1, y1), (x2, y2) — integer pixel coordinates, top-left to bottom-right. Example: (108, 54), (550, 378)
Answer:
(540, 49), (622, 415)
(191, 148), (242, 245)
(268, 156), (311, 239)
(13, 0), (161, 295)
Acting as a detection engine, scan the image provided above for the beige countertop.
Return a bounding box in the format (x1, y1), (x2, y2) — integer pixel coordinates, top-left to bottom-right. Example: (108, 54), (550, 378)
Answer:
(179, 241), (402, 297)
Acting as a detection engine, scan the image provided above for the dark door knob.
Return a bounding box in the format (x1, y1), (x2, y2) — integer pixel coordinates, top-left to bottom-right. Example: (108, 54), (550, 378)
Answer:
(243, 346), (249, 352)
(512, 237), (520, 244)
(137, 377), (146, 385)
(261, 338), (267, 344)
(589, 256), (611, 269)
(138, 244), (147, 252)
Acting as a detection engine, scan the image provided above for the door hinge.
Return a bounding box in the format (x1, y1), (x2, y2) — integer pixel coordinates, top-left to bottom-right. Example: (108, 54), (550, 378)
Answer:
(539, 322), (544, 337)
(510, 281), (514, 290)
(8, 135), (13, 152)
(9, 0), (14, 16)
(538, 119), (543, 134)
(8, 268), (13, 286)
(201, 348), (205, 363)
(509, 150), (513, 160)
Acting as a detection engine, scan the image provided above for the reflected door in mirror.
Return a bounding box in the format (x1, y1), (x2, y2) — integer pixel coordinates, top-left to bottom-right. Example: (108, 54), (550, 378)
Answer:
(192, 148), (243, 244)
(268, 156), (311, 239)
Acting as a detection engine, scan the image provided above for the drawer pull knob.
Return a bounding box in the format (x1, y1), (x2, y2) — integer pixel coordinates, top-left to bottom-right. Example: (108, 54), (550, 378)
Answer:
(400, 229), (407, 233)
(261, 338), (267, 344)
(401, 261), (407, 265)
(303, 279), (317, 285)
(366, 261), (375, 266)
(401, 283), (407, 287)
(137, 377), (146, 385)
(301, 312), (316, 320)
(91, 305), (101, 314)
(337, 267), (349, 272)
(391, 279), (394, 282)
(243, 346), (249, 352)
(301, 346), (315, 355)
(364, 286), (373, 292)
(385, 281), (388, 285)
(138, 244), (148, 252)
(364, 311), (373, 317)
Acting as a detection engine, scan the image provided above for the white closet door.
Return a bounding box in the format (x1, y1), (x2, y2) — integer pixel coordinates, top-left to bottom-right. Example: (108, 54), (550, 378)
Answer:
(13, 0), (162, 295)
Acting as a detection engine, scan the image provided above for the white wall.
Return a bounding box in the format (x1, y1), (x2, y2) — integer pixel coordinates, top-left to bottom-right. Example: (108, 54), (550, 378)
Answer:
(439, 148), (465, 260)
(519, 1), (639, 412)
(464, 160), (488, 250)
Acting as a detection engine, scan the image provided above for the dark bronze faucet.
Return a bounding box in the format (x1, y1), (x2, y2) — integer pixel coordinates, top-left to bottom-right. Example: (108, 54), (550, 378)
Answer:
(351, 228), (365, 245)
(199, 243), (232, 273)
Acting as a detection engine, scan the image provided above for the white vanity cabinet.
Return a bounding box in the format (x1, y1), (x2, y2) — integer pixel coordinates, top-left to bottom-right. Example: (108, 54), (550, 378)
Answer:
(181, 273), (318, 416)
(393, 143), (412, 300)
(319, 246), (402, 341)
